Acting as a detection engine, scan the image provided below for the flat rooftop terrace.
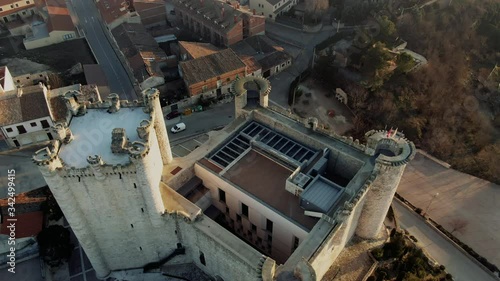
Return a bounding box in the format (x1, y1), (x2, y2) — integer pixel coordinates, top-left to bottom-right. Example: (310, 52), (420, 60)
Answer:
(59, 108), (149, 168)
(223, 149), (319, 230)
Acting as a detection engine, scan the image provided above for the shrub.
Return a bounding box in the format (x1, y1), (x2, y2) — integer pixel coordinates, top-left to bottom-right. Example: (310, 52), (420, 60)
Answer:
(367, 276), (376, 281)
(445, 273), (453, 280)
(372, 247), (384, 260)
(439, 265), (446, 271)
(410, 235), (418, 242)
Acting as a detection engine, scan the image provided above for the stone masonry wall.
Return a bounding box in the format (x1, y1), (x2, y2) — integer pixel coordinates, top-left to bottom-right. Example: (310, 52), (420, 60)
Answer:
(356, 163), (406, 239)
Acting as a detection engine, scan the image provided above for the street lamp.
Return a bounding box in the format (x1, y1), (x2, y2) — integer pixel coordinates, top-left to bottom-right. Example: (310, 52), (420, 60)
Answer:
(424, 192), (439, 217)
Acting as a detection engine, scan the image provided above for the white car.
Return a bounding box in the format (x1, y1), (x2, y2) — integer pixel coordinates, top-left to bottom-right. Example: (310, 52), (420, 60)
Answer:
(171, 122), (186, 134)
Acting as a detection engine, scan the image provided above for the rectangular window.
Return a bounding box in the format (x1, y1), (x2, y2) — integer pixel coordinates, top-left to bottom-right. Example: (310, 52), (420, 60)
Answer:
(218, 188), (226, 203)
(26, 0), (30, 4)
(236, 214), (241, 222)
(40, 120), (50, 128)
(30, 122), (36, 127)
(266, 219), (273, 233)
(268, 234), (272, 242)
(6, 128), (13, 133)
(17, 125), (27, 134)
(241, 203), (248, 218)
(292, 236), (299, 251)
(225, 206), (229, 214)
(251, 224), (257, 232)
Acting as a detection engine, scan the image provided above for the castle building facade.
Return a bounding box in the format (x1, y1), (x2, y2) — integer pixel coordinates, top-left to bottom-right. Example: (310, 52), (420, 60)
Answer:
(34, 79), (415, 280)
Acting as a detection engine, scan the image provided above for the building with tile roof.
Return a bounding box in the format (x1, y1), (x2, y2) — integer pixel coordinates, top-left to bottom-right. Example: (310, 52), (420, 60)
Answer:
(95, 0), (141, 30)
(112, 23), (167, 89)
(23, 0), (77, 50)
(132, 0), (167, 28)
(0, 0), (36, 24)
(178, 41), (220, 60)
(0, 83), (56, 147)
(172, 0), (265, 47)
(179, 48), (246, 96)
(231, 35), (292, 77)
(249, 0), (298, 21)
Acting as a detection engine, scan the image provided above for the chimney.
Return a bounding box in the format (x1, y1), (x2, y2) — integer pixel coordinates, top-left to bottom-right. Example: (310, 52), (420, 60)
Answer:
(253, 9), (256, 15)
(234, 15), (237, 23)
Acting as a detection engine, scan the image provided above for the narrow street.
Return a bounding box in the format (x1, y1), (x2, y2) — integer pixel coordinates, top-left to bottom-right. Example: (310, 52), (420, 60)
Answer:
(67, 0), (136, 100)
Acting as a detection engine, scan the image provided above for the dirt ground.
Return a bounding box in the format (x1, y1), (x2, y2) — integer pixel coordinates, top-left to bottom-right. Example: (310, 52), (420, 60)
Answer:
(0, 36), (95, 75)
(293, 77), (354, 135)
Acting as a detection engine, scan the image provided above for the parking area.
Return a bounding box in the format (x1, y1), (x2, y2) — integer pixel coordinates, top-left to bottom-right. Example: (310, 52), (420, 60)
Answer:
(171, 134), (209, 158)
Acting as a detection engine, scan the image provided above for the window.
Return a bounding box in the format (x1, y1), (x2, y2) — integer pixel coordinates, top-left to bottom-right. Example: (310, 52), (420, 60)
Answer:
(141, 208), (144, 213)
(30, 122), (36, 127)
(218, 188), (226, 203)
(133, 183), (137, 188)
(139, 247), (142, 251)
(199, 251), (206, 266)
(241, 203), (248, 218)
(26, 0), (31, 4)
(22, 11), (26, 15)
(268, 234), (272, 242)
(6, 128), (13, 133)
(15, 4), (18, 7)
(225, 207), (229, 214)
(40, 120), (50, 128)
(292, 236), (299, 251)
(269, 14), (272, 18)
(266, 219), (273, 233)
(236, 214), (241, 222)
(251, 224), (257, 232)
(17, 125), (27, 134)
(131, 224), (134, 228)
(0, 8), (3, 12)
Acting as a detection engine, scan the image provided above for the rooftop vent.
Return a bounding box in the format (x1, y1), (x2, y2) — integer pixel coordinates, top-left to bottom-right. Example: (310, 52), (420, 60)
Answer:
(293, 173), (312, 189)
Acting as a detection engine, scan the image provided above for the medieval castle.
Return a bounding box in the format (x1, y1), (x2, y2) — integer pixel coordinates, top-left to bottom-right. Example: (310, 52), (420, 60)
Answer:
(33, 77), (415, 281)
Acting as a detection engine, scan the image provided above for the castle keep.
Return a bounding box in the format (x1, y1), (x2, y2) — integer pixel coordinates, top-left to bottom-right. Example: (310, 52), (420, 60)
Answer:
(34, 78), (415, 281)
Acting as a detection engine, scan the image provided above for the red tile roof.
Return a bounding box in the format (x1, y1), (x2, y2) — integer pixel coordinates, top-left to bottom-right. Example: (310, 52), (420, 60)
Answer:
(0, 211), (44, 238)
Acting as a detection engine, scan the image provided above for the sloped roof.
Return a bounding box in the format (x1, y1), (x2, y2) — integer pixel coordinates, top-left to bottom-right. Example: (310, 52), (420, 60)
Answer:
(0, 84), (50, 126)
(179, 48), (246, 86)
(179, 41), (220, 59)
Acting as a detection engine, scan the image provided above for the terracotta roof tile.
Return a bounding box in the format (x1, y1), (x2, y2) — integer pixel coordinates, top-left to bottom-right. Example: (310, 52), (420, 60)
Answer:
(179, 48), (246, 86)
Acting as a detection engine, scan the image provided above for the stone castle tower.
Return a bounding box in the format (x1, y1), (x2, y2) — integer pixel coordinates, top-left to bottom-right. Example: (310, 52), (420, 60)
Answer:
(33, 88), (178, 278)
(33, 79), (415, 281)
(356, 129), (415, 239)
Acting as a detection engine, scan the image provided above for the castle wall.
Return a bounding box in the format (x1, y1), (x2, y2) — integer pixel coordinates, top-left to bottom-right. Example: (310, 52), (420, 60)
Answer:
(40, 157), (110, 278)
(308, 193), (367, 280)
(180, 217), (266, 281)
(356, 163), (406, 239)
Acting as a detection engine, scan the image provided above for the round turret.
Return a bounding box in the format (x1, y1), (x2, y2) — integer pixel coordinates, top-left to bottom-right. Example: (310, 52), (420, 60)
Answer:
(128, 141), (150, 159)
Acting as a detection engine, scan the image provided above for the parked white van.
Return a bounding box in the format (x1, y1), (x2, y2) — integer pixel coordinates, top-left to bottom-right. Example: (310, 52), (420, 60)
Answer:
(171, 122), (186, 133)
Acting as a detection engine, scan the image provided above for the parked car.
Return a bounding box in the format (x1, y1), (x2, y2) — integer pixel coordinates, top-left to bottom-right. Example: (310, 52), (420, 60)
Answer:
(171, 122), (186, 134)
(165, 111), (181, 120)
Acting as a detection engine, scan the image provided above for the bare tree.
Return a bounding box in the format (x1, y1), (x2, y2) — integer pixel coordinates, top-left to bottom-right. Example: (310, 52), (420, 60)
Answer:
(305, 0), (329, 21)
(449, 219), (468, 235)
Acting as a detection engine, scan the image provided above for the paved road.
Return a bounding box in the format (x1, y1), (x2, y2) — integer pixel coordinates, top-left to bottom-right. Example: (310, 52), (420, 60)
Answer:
(165, 102), (235, 143)
(399, 152), (500, 267)
(393, 200), (498, 281)
(68, 0), (136, 100)
(265, 22), (337, 108)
